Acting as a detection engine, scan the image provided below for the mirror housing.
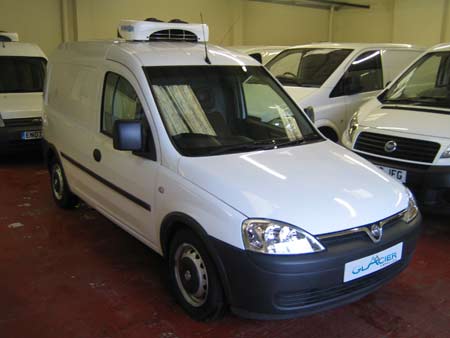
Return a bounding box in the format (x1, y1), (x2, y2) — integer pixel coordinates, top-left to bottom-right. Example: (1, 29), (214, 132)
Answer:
(303, 106), (315, 123)
(113, 120), (144, 151)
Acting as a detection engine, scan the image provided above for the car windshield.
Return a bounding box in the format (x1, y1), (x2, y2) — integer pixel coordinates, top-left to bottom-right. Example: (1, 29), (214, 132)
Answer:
(381, 51), (450, 110)
(266, 48), (353, 87)
(0, 57), (46, 93)
(145, 66), (322, 157)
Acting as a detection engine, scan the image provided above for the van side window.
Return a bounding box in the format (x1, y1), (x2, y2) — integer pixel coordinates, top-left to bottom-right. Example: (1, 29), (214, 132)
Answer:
(101, 72), (144, 135)
(331, 50), (383, 97)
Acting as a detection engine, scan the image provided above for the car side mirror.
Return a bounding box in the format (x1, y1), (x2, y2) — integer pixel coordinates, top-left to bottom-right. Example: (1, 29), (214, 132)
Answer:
(303, 106), (315, 122)
(113, 120), (144, 151)
(249, 53), (263, 63)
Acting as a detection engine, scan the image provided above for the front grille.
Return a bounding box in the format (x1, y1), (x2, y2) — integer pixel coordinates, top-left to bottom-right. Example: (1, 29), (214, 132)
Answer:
(275, 262), (402, 308)
(3, 117), (42, 127)
(149, 29), (198, 42)
(354, 132), (440, 163)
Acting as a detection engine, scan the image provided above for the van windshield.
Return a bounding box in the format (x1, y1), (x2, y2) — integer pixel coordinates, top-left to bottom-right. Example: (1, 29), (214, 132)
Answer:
(381, 51), (450, 110)
(145, 66), (322, 157)
(266, 48), (353, 87)
(0, 57), (46, 93)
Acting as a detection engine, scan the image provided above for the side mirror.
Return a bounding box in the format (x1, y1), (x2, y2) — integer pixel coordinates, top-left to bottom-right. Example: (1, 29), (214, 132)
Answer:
(113, 120), (144, 151)
(303, 106), (315, 122)
(249, 53), (263, 63)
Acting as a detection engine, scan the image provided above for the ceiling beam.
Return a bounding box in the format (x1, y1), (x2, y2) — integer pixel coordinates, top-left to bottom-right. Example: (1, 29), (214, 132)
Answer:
(248, 0), (370, 10)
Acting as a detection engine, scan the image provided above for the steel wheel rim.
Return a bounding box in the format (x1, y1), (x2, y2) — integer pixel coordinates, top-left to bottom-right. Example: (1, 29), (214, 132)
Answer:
(52, 164), (64, 200)
(174, 243), (209, 307)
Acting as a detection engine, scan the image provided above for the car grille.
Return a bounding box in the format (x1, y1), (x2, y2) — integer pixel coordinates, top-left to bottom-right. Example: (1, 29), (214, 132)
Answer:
(3, 117), (42, 127)
(275, 262), (402, 308)
(354, 132), (440, 163)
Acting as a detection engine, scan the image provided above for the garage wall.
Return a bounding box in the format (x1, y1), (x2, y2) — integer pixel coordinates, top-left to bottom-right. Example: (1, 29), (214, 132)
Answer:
(333, 0), (450, 47)
(392, 0), (448, 46)
(0, 0), (62, 56)
(74, 0), (240, 46)
(242, 1), (330, 45)
(332, 0), (394, 43)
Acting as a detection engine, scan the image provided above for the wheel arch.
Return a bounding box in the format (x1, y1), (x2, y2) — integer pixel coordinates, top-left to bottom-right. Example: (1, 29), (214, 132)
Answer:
(160, 212), (232, 302)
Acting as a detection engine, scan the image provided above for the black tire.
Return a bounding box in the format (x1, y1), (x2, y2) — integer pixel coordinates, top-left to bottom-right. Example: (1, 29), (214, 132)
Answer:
(49, 157), (78, 209)
(168, 229), (225, 321)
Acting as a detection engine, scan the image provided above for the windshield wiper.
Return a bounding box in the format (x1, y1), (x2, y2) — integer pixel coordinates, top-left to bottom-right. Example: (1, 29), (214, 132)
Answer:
(206, 142), (276, 156)
(274, 134), (322, 148)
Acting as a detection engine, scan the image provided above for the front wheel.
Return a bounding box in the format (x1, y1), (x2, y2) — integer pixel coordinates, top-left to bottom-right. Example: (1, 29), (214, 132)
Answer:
(49, 158), (78, 209)
(168, 229), (225, 321)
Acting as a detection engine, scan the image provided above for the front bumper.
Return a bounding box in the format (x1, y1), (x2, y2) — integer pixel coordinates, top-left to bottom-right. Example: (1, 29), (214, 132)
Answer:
(0, 119), (42, 153)
(210, 214), (421, 319)
(356, 153), (450, 208)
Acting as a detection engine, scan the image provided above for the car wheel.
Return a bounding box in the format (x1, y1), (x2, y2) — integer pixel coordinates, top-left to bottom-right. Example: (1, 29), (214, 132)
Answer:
(49, 158), (78, 209)
(168, 229), (225, 321)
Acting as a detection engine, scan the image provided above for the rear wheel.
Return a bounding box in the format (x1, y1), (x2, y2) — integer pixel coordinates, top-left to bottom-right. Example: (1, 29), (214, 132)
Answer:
(49, 158), (78, 209)
(168, 229), (225, 321)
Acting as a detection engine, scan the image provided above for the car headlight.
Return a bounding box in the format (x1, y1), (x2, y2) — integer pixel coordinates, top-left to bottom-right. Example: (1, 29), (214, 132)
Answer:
(0, 113), (5, 128)
(242, 219), (325, 255)
(440, 145), (450, 158)
(347, 112), (359, 140)
(403, 188), (419, 223)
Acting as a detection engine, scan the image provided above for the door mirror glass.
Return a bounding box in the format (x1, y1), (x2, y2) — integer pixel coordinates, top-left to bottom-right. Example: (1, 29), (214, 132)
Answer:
(113, 120), (144, 151)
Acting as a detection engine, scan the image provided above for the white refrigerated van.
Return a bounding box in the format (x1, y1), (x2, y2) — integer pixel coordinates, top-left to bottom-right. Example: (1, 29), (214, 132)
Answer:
(0, 32), (46, 152)
(266, 43), (424, 142)
(43, 20), (420, 320)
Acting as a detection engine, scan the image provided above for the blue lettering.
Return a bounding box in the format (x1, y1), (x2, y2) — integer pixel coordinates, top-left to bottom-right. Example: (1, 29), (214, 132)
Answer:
(351, 251), (398, 275)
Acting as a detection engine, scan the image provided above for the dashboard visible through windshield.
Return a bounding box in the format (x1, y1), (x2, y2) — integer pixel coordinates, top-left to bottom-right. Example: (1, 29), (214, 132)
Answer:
(145, 66), (322, 157)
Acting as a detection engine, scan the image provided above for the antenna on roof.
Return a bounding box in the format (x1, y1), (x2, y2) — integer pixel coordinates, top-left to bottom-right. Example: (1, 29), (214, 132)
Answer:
(200, 13), (211, 65)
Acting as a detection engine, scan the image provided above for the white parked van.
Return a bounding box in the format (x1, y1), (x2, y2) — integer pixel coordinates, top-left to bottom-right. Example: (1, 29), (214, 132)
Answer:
(43, 20), (421, 320)
(0, 32), (46, 152)
(343, 43), (450, 210)
(265, 43), (424, 142)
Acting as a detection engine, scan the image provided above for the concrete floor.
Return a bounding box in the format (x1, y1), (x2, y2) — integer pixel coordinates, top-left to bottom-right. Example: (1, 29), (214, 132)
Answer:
(0, 153), (449, 338)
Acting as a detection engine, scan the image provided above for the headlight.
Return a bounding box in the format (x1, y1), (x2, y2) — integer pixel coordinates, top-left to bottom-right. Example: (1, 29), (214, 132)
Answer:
(347, 112), (359, 140)
(440, 145), (450, 158)
(0, 113), (4, 128)
(403, 188), (419, 223)
(242, 219), (325, 255)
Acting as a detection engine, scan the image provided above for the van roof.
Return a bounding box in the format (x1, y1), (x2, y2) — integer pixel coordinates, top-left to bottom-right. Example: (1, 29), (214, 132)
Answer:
(0, 42), (46, 58)
(429, 42), (450, 52)
(285, 42), (424, 51)
(54, 40), (261, 67)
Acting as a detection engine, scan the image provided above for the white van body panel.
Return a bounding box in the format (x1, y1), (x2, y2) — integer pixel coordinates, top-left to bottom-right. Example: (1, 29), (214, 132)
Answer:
(268, 43), (425, 141)
(229, 46), (288, 64)
(179, 140), (409, 235)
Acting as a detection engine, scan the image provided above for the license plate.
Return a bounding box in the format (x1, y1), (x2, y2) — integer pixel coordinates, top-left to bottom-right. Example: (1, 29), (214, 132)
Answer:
(343, 242), (403, 283)
(379, 165), (407, 183)
(21, 130), (42, 140)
